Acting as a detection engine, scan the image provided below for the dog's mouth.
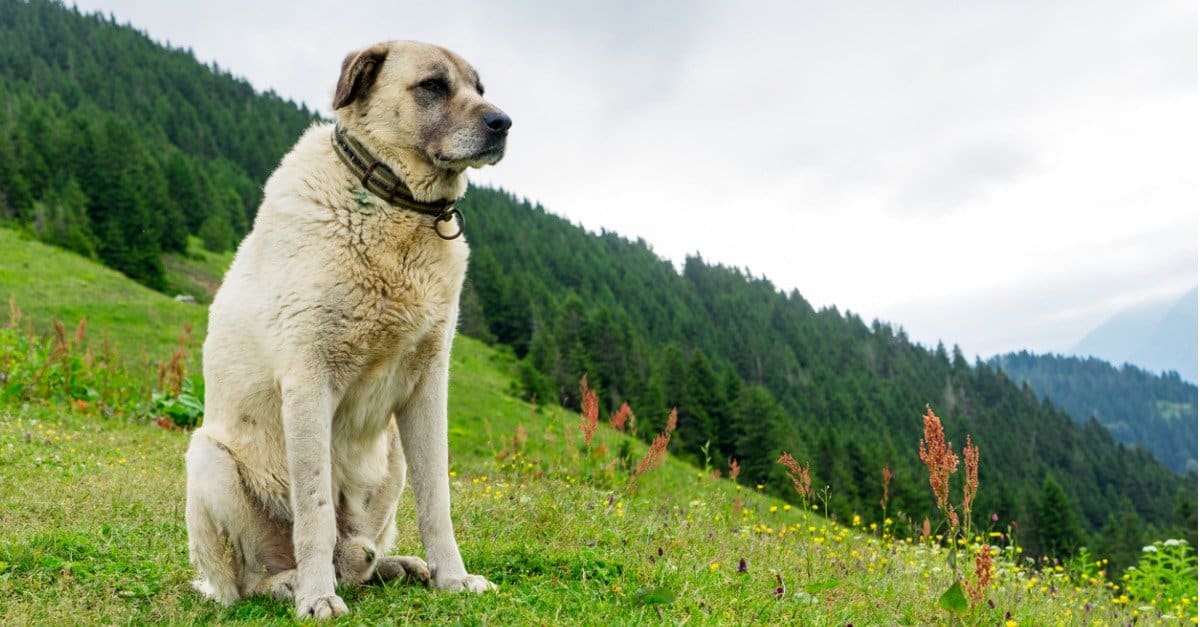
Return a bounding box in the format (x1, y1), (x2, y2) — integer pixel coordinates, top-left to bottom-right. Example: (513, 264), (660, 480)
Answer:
(432, 142), (506, 170)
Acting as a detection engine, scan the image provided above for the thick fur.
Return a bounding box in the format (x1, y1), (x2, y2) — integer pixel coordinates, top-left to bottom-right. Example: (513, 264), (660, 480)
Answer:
(185, 40), (509, 619)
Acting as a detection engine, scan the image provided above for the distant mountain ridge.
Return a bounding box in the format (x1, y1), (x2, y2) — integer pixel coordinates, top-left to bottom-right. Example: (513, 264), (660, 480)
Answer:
(1072, 288), (1198, 383)
(991, 351), (1198, 474)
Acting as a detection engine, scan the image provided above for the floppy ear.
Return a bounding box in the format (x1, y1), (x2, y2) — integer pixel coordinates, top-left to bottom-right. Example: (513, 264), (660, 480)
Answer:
(333, 44), (390, 110)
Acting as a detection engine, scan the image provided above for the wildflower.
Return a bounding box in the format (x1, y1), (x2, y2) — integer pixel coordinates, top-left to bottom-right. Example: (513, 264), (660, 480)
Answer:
(1142, 545), (1158, 553)
(729, 458), (741, 481)
(772, 573), (786, 598)
(962, 435), (979, 523)
(852, 514), (861, 527)
(969, 543), (993, 605)
(880, 465), (893, 511)
(629, 409), (676, 485)
(918, 405), (958, 513)
(777, 452), (812, 499)
(578, 375), (599, 447)
(709, 561), (719, 572)
(608, 402), (631, 433)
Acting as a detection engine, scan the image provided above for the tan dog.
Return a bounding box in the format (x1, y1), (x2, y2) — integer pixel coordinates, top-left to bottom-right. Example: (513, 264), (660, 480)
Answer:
(184, 40), (510, 619)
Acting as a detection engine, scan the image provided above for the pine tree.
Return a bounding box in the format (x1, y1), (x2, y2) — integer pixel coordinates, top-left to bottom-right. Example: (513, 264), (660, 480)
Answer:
(1035, 476), (1085, 561)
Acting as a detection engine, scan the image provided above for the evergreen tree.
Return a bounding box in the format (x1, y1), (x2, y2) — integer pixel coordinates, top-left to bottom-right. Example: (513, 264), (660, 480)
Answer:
(1035, 476), (1085, 561)
(730, 385), (788, 489)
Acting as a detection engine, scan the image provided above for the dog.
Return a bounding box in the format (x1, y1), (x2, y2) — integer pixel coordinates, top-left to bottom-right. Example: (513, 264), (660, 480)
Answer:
(184, 40), (510, 619)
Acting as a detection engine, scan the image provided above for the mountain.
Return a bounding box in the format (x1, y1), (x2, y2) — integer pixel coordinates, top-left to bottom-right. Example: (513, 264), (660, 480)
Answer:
(991, 351), (1198, 474)
(1073, 288), (1198, 383)
(0, 0), (317, 289)
(0, 0), (1193, 559)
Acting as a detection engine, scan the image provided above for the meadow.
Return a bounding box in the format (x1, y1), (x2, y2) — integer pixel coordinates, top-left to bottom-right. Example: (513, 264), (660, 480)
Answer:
(0, 229), (1195, 625)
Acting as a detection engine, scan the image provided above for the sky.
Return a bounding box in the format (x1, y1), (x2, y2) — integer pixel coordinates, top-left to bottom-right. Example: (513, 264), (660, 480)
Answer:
(72, 0), (1198, 359)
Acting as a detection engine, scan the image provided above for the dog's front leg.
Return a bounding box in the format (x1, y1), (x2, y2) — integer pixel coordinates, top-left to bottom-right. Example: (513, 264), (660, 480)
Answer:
(396, 346), (496, 593)
(281, 373), (348, 618)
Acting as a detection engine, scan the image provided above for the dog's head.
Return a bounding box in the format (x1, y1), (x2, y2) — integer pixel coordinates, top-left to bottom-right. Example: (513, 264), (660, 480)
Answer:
(333, 41), (510, 173)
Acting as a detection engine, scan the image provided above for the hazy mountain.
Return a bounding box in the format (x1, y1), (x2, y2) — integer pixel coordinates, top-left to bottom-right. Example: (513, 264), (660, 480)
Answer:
(1073, 288), (1198, 383)
(991, 351), (1197, 474)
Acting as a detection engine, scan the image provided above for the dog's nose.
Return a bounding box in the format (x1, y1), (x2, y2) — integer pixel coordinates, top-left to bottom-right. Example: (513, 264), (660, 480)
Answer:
(483, 111), (512, 133)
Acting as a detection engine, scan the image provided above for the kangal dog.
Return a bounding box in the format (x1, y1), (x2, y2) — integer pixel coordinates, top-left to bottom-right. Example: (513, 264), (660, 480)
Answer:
(185, 40), (510, 619)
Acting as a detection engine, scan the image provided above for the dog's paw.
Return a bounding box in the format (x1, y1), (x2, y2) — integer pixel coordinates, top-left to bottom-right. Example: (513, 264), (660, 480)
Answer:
(374, 555), (431, 586)
(266, 571), (296, 601)
(295, 594), (349, 620)
(334, 536), (378, 586)
(433, 571), (497, 593)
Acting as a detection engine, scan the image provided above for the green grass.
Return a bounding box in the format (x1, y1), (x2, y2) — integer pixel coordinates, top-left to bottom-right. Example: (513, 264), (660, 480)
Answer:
(0, 232), (1190, 625)
(0, 229), (207, 360)
(0, 335), (1161, 625)
(163, 236), (237, 305)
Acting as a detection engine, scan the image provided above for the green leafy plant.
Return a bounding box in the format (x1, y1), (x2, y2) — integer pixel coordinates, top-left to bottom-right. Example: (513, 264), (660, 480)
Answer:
(150, 375), (205, 428)
(1124, 539), (1197, 612)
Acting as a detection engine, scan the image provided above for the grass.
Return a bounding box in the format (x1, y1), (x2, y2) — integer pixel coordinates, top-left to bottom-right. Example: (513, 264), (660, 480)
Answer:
(0, 229), (208, 360)
(0, 232), (1194, 624)
(163, 236), (237, 305)
(1, 335), (1174, 625)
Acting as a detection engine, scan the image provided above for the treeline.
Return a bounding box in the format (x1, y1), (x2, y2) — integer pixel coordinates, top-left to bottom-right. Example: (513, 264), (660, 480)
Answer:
(992, 351), (1198, 475)
(0, 0), (317, 288)
(459, 187), (1196, 567)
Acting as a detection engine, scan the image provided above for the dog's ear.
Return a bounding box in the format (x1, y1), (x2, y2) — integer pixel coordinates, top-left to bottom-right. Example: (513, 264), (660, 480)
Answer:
(333, 44), (390, 110)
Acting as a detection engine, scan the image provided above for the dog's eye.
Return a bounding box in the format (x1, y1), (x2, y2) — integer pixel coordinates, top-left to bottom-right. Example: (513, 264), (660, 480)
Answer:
(418, 78), (449, 96)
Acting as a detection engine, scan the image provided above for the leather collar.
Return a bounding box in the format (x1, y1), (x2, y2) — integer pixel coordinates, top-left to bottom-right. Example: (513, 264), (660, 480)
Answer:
(331, 125), (464, 239)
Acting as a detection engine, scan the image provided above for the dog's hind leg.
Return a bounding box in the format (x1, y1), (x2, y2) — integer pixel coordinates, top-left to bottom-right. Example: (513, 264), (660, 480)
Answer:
(186, 430), (295, 604)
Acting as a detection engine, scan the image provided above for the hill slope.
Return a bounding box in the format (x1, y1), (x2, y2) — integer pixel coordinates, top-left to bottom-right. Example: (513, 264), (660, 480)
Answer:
(460, 188), (1196, 554)
(0, 245), (1171, 624)
(0, 228), (206, 358)
(1073, 287), (1198, 383)
(992, 351), (1198, 474)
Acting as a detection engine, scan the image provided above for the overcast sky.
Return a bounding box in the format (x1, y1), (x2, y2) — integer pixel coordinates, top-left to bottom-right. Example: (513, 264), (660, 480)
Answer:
(73, 0), (1198, 358)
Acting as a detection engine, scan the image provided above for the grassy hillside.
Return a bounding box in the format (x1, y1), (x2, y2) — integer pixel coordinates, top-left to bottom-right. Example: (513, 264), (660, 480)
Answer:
(163, 236), (237, 305)
(0, 237), (1193, 624)
(1, 339), (1171, 625)
(0, 228), (207, 359)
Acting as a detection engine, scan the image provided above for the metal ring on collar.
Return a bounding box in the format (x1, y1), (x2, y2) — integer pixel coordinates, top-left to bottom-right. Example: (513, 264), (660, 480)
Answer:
(433, 208), (464, 240)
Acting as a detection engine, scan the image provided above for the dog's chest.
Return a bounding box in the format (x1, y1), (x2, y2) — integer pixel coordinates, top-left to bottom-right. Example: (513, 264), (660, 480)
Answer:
(328, 214), (466, 434)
